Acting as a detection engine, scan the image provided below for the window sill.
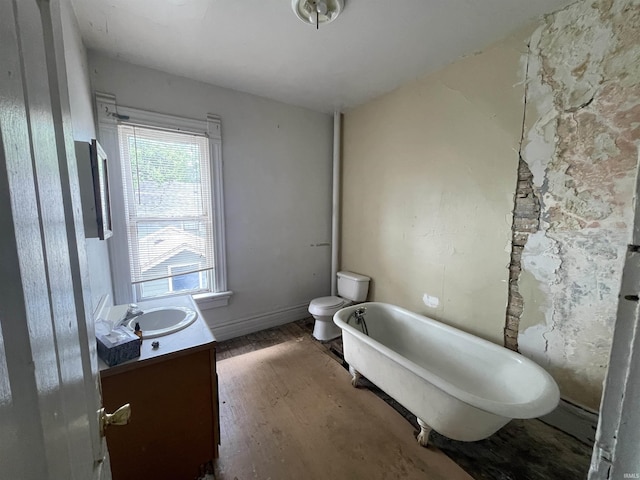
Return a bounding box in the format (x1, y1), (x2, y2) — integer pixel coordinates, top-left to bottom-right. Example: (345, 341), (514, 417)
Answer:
(193, 290), (233, 310)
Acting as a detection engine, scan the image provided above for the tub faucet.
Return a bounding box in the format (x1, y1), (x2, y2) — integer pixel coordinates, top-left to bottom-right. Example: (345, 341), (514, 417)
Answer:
(351, 307), (368, 335)
(354, 307), (367, 322)
(123, 303), (143, 322)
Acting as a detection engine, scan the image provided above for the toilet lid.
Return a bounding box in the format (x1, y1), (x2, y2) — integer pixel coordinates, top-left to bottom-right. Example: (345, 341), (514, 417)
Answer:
(311, 296), (345, 309)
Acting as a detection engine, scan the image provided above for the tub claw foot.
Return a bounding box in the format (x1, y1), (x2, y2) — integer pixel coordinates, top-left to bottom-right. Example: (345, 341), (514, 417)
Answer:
(349, 365), (362, 388)
(416, 418), (432, 447)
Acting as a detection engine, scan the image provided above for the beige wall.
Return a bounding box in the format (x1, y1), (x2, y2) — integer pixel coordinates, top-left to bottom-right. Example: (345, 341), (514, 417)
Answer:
(341, 29), (531, 344)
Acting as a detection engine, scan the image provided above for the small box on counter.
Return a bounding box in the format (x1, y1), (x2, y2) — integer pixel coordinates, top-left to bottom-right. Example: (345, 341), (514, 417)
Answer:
(96, 326), (141, 367)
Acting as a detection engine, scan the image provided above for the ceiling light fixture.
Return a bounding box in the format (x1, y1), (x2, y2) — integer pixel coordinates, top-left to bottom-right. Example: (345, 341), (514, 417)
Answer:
(291, 0), (344, 29)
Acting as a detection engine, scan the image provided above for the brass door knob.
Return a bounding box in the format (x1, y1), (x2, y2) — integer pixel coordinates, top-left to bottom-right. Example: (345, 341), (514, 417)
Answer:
(99, 403), (131, 437)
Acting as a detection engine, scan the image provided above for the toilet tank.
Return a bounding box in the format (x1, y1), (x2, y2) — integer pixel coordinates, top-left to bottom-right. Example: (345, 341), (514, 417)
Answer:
(337, 271), (370, 302)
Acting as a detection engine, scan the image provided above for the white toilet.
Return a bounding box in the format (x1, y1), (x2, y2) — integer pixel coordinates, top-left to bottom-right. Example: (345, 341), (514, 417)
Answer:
(308, 271), (370, 341)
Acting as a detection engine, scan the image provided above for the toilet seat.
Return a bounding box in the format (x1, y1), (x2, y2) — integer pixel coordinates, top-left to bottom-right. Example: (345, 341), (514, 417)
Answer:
(308, 296), (351, 316)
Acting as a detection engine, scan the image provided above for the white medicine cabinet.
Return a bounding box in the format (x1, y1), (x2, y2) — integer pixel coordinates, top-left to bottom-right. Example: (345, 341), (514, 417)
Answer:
(75, 139), (113, 240)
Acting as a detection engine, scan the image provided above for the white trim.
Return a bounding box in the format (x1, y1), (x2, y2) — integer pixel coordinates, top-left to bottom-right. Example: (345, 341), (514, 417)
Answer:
(95, 91), (118, 125)
(207, 114), (228, 293)
(590, 241), (640, 478)
(110, 105), (208, 136)
(96, 93), (134, 304)
(209, 303), (309, 341)
(194, 290), (233, 310)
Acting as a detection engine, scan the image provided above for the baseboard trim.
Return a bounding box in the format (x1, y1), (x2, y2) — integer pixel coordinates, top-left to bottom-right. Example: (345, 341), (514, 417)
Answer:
(539, 398), (598, 445)
(211, 303), (310, 341)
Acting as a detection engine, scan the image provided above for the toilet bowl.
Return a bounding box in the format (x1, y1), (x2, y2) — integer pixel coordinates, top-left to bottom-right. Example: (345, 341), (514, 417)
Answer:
(308, 271), (370, 341)
(308, 296), (352, 341)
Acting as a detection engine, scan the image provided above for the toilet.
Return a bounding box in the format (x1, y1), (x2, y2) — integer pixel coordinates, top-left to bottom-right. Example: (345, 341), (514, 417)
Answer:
(308, 271), (370, 341)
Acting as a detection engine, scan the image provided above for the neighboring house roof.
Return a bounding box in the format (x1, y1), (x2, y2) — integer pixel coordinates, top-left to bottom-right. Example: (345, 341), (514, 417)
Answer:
(138, 225), (206, 273)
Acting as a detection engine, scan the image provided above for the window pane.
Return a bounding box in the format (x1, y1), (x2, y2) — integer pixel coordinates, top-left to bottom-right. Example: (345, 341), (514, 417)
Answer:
(135, 220), (209, 283)
(140, 278), (170, 299)
(139, 270), (211, 299)
(118, 124), (215, 288)
(128, 135), (203, 218)
(172, 272), (199, 292)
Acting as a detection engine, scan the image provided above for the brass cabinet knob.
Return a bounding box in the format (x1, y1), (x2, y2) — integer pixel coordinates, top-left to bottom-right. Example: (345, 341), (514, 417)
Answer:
(99, 403), (131, 437)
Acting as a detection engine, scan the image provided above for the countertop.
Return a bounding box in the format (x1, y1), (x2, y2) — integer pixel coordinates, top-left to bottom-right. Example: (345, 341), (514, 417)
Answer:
(98, 294), (216, 377)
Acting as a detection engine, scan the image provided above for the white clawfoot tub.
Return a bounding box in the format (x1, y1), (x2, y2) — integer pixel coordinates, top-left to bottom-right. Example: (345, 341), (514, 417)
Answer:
(333, 303), (560, 446)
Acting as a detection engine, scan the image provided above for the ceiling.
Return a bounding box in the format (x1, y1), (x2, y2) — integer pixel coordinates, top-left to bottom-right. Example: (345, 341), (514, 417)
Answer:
(71, 0), (574, 113)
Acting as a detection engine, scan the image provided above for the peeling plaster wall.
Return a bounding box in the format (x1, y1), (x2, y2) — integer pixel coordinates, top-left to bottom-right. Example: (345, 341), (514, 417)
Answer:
(341, 29), (532, 343)
(519, 0), (640, 410)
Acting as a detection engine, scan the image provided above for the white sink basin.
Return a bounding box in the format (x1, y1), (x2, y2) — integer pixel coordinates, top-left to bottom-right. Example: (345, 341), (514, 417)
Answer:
(124, 307), (197, 338)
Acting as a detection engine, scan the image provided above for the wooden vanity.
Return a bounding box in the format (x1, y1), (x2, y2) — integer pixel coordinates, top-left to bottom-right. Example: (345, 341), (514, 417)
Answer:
(99, 296), (219, 480)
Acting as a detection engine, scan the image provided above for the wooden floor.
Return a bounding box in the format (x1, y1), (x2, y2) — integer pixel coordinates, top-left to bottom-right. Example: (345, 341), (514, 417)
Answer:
(215, 319), (593, 480)
(215, 335), (472, 480)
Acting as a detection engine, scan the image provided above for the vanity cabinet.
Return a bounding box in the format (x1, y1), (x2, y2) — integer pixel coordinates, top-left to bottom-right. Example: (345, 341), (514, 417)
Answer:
(100, 343), (219, 480)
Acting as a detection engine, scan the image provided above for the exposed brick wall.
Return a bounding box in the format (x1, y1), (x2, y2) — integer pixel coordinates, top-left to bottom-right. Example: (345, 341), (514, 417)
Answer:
(505, 158), (540, 351)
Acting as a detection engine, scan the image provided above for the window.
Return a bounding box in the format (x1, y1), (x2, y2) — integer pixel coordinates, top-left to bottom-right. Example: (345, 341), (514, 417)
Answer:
(118, 125), (213, 299)
(96, 94), (230, 307)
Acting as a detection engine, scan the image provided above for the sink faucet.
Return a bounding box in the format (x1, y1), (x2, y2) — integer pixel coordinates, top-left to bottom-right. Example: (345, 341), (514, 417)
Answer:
(123, 303), (143, 322)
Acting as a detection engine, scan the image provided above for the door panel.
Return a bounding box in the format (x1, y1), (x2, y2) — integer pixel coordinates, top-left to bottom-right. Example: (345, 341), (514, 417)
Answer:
(15, 1), (97, 477)
(0, 1), (68, 476)
(0, 0), (108, 478)
(48, 0), (110, 472)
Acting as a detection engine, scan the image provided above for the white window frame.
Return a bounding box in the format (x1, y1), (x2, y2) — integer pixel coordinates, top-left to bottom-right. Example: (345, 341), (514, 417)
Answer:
(96, 92), (232, 309)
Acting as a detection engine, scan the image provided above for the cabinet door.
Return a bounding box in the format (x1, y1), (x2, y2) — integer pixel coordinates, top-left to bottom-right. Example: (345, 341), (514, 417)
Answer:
(101, 348), (216, 480)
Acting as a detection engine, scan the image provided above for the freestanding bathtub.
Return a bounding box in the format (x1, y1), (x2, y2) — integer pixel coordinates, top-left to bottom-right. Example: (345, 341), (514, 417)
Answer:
(333, 302), (560, 446)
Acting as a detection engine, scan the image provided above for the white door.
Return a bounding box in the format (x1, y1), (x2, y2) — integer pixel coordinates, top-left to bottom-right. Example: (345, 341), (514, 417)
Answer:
(0, 0), (110, 478)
